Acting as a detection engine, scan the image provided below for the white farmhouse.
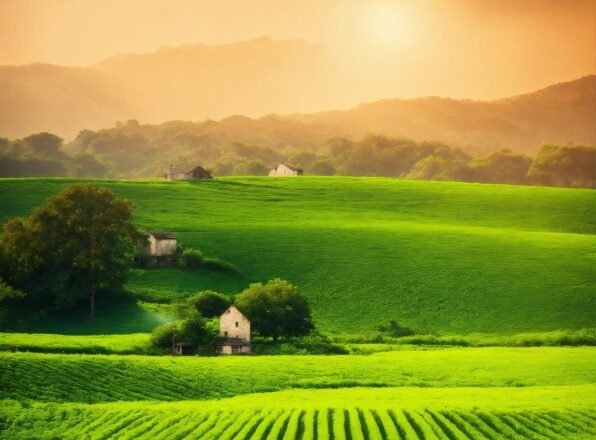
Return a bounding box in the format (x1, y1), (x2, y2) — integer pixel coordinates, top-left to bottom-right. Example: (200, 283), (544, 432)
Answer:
(269, 163), (303, 176)
(215, 305), (252, 354)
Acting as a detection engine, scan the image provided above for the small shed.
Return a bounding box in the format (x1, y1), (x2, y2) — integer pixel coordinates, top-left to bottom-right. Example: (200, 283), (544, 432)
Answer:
(269, 163), (303, 177)
(167, 164), (213, 180)
(146, 231), (177, 257)
(173, 342), (194, 356)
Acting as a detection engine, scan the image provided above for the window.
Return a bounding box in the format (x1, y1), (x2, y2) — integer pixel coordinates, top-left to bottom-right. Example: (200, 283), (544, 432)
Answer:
(235, 322), (239, 327)
(224, 331), (228, 337)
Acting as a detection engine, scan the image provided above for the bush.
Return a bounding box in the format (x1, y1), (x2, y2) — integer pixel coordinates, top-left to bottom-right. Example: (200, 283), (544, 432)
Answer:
(178, 249), (205, 269)
(187, 291), (231, 318)
(178, 248), (239, 275)
(378, 320), (415, 337)
(150, 322), (177, 350)
(203, 257), (239, 275)
(150, 312), (217, 352)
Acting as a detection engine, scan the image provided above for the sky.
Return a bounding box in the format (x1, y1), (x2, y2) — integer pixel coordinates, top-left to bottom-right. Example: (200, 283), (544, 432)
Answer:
(0, 0), (594, 100)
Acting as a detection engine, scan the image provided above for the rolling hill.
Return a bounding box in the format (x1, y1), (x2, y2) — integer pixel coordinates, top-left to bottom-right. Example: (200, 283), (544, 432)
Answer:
(0, 177), (593, 336)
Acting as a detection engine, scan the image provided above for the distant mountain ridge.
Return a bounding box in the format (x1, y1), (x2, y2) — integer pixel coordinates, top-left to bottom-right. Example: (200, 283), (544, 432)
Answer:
(0, 35), (594, 152)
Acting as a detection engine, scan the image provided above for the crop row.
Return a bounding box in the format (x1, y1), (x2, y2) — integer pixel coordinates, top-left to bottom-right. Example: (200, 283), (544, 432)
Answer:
(1, 406), (594, 439)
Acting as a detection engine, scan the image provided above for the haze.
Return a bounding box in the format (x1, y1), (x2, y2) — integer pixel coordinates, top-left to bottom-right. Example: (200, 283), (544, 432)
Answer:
(2, 0), (595, 100)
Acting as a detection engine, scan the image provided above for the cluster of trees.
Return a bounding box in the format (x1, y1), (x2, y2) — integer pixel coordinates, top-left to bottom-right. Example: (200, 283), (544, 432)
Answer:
(0, 133), (106, 177)
(0, 184), (142, 318)
(152, 279), (315, 351)
(1, 124), (594, 188)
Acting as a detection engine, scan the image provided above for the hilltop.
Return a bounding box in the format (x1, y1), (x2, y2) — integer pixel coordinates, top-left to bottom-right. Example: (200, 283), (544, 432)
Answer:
(0, 34), (594, 151)
(0, 177), (593, 336)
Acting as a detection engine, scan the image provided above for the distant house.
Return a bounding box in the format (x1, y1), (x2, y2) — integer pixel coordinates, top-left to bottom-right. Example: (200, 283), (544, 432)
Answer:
(269, 163), (303, 177)
(143, 231), (177, 266)
(166, 164), (213, 180)
(215, 305), (252, 354)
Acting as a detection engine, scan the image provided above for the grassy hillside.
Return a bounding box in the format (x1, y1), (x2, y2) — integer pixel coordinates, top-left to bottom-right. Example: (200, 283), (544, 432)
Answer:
(0, 177), (594, 335)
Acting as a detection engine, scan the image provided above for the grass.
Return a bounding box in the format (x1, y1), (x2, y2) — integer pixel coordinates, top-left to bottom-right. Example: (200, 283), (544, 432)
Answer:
(0, 332), (150, 354)
(1, 347), (594, 403)
(0, 177), (593, 336)
(0, 386), (594, 438)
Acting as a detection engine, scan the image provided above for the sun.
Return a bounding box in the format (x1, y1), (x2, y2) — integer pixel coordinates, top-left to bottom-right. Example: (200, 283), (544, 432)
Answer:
(364, 4), (407, 46)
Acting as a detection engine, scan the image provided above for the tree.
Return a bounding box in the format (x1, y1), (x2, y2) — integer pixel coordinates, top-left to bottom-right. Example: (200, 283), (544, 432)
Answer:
(0, 184), (142, 317)
(188, 290), (231, 318)
(528, 144), (595, 188)
(234, 278), (314, 341)
(150, 311), (217, 350)
(469, 149), (531, 184)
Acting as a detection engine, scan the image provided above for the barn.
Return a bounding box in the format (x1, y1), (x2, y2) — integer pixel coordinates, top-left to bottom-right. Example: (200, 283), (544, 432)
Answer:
(269, 163), (303, 176)
(215, 306), (252, 354)
(166, 164), (213, 180)
(143, 231), (177, 266)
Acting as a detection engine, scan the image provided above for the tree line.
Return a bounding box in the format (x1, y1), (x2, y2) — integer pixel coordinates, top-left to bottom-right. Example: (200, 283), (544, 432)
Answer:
(1, 124), (594, 188)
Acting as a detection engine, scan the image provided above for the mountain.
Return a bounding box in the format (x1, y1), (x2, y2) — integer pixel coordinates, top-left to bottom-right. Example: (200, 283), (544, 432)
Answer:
(0, 37), (340, 140)
(288, 75), (596, 152)
(0, 34), (594, 152)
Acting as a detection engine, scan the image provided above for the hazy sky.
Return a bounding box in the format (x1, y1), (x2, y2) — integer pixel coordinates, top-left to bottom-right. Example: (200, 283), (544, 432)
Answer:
(1, 0), (595, 100)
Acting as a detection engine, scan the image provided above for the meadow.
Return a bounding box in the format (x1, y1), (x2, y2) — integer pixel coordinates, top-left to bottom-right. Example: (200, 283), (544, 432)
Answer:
(0, 177), (594, 439)
(0, 177), (594, 336)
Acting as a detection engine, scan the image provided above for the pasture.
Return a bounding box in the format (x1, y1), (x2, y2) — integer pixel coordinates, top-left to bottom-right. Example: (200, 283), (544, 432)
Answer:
(0, 177), (594, 335)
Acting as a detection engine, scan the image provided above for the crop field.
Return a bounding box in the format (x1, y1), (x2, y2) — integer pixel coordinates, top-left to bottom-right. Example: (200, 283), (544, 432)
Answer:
(1, 348), (595, 438)
(0, 177), (594, 336)
(1, 382), (595, 439)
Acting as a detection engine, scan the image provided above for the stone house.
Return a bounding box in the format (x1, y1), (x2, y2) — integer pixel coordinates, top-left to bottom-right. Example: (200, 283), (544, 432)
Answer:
(143, 231), (177, 266)
(215, 305), (252, 354)
(269, 163), (303, 177)
(166, 164), (213, 180)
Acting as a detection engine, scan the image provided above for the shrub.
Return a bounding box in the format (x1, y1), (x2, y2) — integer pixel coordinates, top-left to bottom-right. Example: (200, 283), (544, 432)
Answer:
(203, 257), (239, 275)
(187, 291), (231, 318)
(178, 249), (205, 269)
(378, 320), (415, 337)
(150, 312), (217, 352)
(150, 322), (177, 350)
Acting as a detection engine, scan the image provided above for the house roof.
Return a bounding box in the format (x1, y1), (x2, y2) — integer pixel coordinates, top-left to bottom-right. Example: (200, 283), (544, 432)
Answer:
(147, 231), (176, 240)
(220, 305), (248, 320)
(280, 163), (302, 172)
(216, 337), (251, 346)
(174, 342), (194, 347)
(168, 164), (210, 175)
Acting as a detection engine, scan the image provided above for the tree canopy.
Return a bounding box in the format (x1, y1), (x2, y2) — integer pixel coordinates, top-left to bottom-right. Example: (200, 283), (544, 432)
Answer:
(0, 184), (142, 316)
(235, 278), (314, 341)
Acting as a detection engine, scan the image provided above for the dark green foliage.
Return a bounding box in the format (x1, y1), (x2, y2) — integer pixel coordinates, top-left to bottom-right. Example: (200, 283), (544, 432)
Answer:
(528, 143), (596, 187)
(187, 290), (232, 318)
(150, 311), (216, 350)
(179, 248), (239, 275)
(235, 278), (314, 341)
(232, 159), (269, 176)
(0, 184), (142, 316)
(378, 320), (415, 337)
(179, 248), (205, 269)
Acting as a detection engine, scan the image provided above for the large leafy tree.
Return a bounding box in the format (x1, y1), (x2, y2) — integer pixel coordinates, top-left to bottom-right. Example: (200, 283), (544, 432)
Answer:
(234, 278), (314, 341)
(0, 184), (142, 317)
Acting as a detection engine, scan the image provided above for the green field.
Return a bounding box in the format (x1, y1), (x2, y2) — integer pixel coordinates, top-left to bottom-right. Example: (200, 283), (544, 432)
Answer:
(1, 348), (595, 439)
(0, 177), (594, 336)
(1, 177), (595, 438)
